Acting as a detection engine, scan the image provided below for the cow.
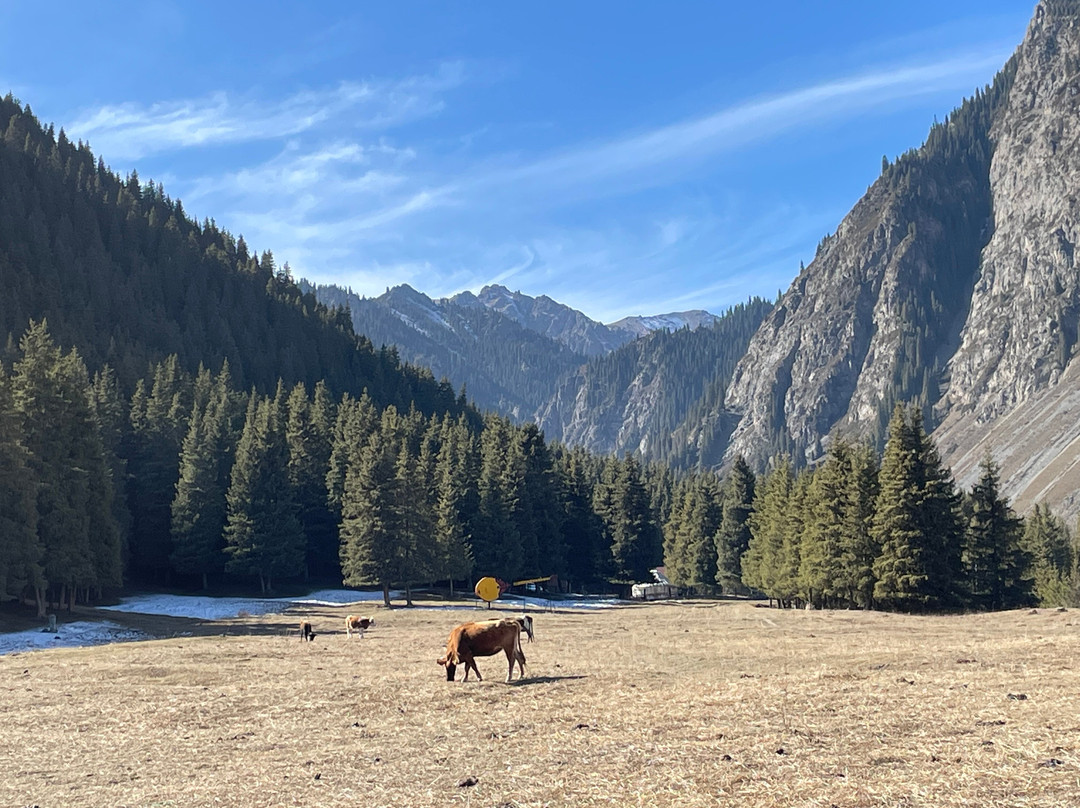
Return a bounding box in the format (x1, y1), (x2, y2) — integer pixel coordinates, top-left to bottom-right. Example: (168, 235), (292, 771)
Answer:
(438, 619), (526, 683)
(345, 615), (374, 638)
(299, 621), (316, 642)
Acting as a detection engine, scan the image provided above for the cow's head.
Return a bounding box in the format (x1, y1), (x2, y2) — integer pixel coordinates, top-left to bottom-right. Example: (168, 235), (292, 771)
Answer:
(437, 655), (457, 681)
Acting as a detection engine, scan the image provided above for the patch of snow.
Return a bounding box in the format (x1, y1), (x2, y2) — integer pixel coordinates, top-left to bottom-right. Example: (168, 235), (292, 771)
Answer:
(0, 621), (151, 656)
(100, 589), (400, 621)
(503, 593), (624, 610)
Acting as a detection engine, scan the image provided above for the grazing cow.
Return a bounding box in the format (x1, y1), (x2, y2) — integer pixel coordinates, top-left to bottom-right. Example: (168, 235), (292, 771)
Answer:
(438, 619), (526, 683)
(299, 621), (316, 642)
(345, 615), (374, 638)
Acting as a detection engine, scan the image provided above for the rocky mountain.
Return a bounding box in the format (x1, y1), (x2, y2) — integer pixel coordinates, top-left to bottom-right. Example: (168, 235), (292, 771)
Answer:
(306, 283), (586, 419)
(449, 285), (633, 356)
(718, 0), (1080, 521)
(308, 279), (771, 465)
(608, 310), (721, 338)
(537, 298), (772, 467)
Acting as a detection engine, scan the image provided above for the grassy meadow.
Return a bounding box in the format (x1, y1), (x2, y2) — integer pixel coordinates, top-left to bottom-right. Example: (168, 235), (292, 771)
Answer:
(2, 600), (1079, 807)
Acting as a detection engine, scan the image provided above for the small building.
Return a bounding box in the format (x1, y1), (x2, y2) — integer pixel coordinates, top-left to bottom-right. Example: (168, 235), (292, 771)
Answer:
(631, 581), (679, 600)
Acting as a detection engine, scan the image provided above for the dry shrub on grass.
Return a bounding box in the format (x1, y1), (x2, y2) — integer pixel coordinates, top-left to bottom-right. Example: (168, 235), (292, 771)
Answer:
(2, 601), (1079, 807)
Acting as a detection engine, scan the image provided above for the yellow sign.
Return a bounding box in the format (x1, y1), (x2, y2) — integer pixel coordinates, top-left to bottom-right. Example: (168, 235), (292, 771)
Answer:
(474, 576), (501, 603)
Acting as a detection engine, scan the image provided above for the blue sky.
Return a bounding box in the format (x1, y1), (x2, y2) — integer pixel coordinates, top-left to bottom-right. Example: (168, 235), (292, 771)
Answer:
(0, 2), (1034, 322)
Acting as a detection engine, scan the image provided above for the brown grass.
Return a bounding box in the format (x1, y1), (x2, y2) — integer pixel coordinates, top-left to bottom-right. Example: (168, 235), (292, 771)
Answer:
(2, 600), (1080, 807)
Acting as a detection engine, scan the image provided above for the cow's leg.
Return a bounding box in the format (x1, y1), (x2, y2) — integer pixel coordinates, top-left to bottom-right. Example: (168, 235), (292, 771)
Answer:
(466, 658), (482, 682)
(505, 647), (516, 683)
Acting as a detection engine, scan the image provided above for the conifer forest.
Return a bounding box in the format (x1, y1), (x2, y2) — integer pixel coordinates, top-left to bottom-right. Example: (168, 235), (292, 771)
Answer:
(1, 89), (1078, 618)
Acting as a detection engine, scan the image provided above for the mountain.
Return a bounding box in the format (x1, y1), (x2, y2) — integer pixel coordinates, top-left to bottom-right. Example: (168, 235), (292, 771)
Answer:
(537, 298), (772, 467)
(608, 310), (721, 338)
(307, 283), (587, 419)
(451, 285), (633, 356)
(717, 0), (1080, 521)
(0, 94), (466, 418)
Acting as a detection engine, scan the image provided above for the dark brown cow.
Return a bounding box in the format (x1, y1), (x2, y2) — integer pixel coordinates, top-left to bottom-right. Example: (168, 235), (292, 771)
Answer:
(345, 614), (374, 638)
(437, 619), (526, 683)
(299, 621), (316, 642)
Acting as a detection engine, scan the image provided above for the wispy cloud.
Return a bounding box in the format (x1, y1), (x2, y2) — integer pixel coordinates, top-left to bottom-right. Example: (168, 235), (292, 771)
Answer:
(89, 43), (1014, 320)
(66, 62), (465, 160)
(267, 47), (1013, 240)
(479, 49), (1012, 197)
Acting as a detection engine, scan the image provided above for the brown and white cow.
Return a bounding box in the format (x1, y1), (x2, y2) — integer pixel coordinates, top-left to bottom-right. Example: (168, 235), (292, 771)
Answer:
(437, 619), (526, 683)
(299, 621), (316, 642)
(345, 614), (374, 638)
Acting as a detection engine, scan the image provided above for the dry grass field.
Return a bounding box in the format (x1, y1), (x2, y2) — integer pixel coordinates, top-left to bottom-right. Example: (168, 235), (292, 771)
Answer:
(2, 600), (1080, 807)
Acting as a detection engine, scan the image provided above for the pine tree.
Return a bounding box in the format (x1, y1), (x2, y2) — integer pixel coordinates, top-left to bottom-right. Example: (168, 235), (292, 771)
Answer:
(432, 415), (475, 595)
(13, 321), (120, 610)
(223, 392), (304, 593)
(1023, 504), (1075, 606)
(170, 367), (232, 589)
(597, 454), (663, 586)
(339, 406), (403, 607)
(716, 457), (755, 594)
(0, 362), (42, 606)
(872, 405), (963, 612)
(962, 455), (1031, 610)
(743, 459), (794, 604)
(286, 381), (337, 580)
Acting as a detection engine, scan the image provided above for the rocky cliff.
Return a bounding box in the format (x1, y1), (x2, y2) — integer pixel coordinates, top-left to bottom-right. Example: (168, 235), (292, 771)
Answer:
(935, 0), (1080, 515)
(722, 0), (1080, 522)
(721, 61), (1012, 469)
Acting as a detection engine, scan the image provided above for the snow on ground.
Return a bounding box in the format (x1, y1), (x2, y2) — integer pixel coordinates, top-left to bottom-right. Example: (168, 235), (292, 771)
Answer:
(99, 588), (399, 621)
(0, 621), (151, 657)
(1, 589), (624, 656)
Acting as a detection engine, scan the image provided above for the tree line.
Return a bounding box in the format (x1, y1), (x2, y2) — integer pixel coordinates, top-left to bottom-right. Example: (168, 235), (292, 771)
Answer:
(4, 319), (1076, 617)
(664, 405), (1079, 612)
(0, 321), (670, 613)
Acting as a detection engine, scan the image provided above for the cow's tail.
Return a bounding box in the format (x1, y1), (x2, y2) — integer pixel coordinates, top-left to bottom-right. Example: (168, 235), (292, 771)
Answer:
(446, 632), (462, 666)
(514, 627), (526, 673)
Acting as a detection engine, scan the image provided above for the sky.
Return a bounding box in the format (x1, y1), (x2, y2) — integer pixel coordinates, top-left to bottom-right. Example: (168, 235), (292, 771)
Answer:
(0, 2), (1035, 323)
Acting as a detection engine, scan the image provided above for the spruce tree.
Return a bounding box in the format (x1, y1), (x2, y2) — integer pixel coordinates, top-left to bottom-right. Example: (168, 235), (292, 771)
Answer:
(13, 321), (121, 609)
(742, 459), (794, 605)
(557, 446), (608, 592)
(433, 416), (475, 596)
(170, 370), (232, 589)
(339, 406), (403, 607)
(286, 381), (337, 580)
(962, 456), (1031, 610)
(470, 415), (524, 581)
(597, 454), (663, 586)
(1023, 504), (1075, 606)
(223, 392), (304, 593)
(716, 456), (755, 594)
(800, 442), (851, 608)
(872, 405), (963, 612)
(0, 362), (42, 606)
(837, 443), (880, 608)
